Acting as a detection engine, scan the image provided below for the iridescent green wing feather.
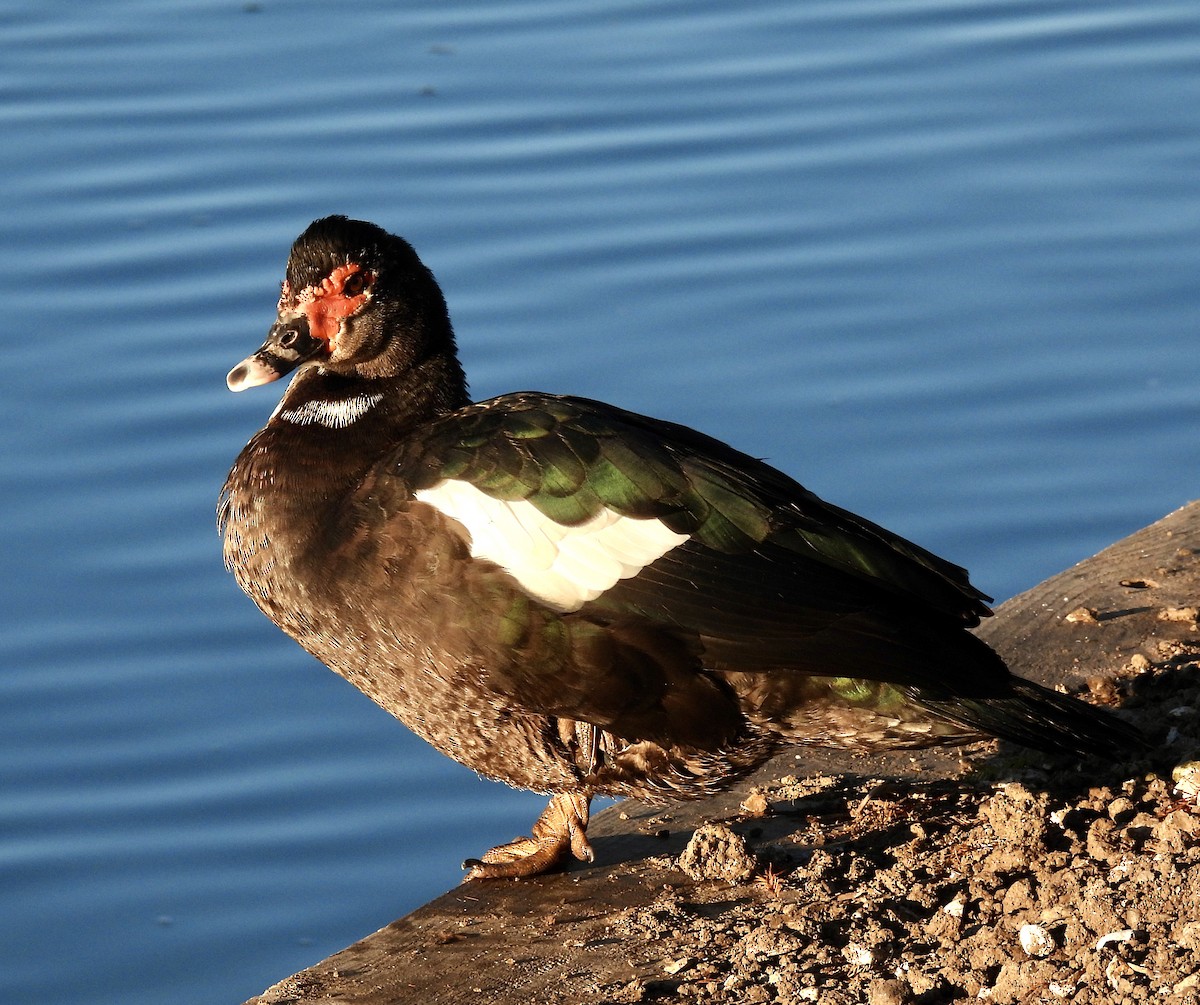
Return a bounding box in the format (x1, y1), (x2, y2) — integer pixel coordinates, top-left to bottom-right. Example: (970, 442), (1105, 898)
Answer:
(402, 392), (989, 624)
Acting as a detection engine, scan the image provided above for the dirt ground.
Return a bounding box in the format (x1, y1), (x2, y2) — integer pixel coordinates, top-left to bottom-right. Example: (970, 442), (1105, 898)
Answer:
(590, 648), (1200, 1005)
(246, 504), (1200, 1005)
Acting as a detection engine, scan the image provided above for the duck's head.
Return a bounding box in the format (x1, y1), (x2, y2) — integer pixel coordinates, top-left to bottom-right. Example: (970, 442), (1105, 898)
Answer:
(227, 215), (455, 391)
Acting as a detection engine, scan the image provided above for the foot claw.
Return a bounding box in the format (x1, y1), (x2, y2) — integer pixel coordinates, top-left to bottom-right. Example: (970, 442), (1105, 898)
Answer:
(462, 793), (592, 881)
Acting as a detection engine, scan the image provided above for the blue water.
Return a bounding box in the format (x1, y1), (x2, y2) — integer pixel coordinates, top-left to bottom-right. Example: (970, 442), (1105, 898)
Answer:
(2, 1), (1198, 1002)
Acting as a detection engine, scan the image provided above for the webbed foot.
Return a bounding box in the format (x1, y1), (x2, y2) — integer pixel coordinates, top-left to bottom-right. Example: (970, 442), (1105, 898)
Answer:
(463, 792), (592, 880)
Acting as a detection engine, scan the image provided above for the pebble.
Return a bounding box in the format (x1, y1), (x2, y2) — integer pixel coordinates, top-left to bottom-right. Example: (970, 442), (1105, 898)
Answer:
(678, 822), (757, 883)
(843, 942), (875, 966)
(1172, 761), (1200, 802)
(1095, 929), (1134, 951)
(1018, 924), (1054, 957)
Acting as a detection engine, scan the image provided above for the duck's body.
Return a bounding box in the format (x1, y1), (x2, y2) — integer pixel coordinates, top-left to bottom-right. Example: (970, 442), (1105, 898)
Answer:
(220, 216), (1139, 879)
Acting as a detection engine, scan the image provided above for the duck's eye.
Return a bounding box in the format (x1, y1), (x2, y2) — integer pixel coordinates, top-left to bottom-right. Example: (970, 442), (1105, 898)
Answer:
(342, 271), (367, 297)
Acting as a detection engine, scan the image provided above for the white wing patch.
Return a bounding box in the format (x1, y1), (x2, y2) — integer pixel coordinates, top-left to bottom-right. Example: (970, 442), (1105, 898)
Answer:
(415, 478), (689, 612)
(279, 393), (384, 428)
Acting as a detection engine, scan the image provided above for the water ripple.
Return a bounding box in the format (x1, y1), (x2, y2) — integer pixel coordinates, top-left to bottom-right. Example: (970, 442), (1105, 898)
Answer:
(2, 2), (1198, 1003)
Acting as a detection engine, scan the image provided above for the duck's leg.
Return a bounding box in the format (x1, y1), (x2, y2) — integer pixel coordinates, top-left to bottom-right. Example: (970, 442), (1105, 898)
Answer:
(463, 792), (592, 881)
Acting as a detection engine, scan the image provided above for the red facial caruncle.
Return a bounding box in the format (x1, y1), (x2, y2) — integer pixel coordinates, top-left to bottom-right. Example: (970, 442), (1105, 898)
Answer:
(283, 262), (374, 355)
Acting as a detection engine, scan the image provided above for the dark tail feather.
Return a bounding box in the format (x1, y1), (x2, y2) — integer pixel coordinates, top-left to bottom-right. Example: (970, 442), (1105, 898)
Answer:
(909, 678), (1147, 759)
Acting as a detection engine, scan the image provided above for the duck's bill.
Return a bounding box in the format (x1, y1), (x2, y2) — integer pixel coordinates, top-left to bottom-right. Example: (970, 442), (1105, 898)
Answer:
(227, 319), (327, 392)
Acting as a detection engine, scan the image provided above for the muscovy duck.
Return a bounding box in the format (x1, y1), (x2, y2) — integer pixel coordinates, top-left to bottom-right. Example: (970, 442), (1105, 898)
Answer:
(220, 215), (1140, 880)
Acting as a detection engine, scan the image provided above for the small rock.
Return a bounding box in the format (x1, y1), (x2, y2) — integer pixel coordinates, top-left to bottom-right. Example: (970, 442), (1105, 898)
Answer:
(1172, 761), (1200, 802)
(867, 977), (913, 1005)
(1018, 923), (1055, 957)
(740, 790), (771, 817)
(1174, 972), (1200, 994)
(1124, 811), (1159, 841)
(926, 895), (965, 942)
(982, 784), (1049, 851)
(943, 894), (966, 918)
(1095, 929), (1135, 951)
(843, 942), (874, 966)
(739, 926), (806, 962)
(678, 822), (757, 883)
(1155, 809), (1200, 853)
(1087, 818), (1120, 864)
(1002, 878), (1035, 915)
(608, 978), (647, 1003)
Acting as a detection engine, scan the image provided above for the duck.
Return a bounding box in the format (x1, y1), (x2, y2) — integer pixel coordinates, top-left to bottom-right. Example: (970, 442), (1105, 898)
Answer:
(220, 215), (1142, 881)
